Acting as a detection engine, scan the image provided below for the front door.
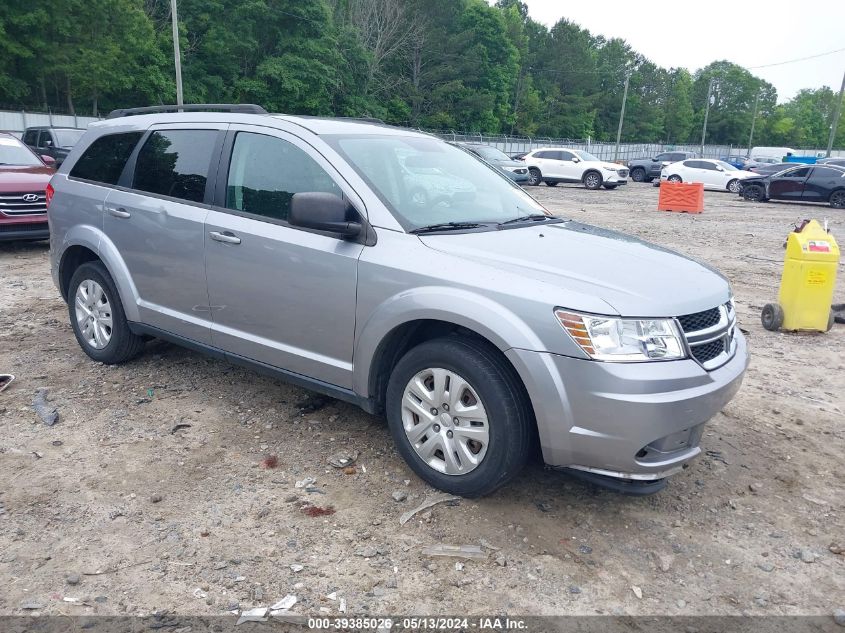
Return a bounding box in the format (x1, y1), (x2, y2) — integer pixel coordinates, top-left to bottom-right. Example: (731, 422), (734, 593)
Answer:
(104, 124), (224, 343)
(769, 167), (810, 201)
(204, 127), (364, 389)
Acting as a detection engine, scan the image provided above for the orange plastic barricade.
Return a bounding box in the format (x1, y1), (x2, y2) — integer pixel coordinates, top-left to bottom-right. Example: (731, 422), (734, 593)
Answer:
(657, 182), (704, 214)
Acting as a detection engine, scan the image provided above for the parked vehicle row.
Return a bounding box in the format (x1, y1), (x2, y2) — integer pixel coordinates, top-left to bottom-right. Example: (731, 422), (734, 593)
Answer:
(44, 104), (747, 497)
(0, 132), (56, 241)
(628, 151), (698, 183)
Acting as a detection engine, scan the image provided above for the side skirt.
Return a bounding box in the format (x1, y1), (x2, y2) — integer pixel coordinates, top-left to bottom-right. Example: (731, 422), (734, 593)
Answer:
(127, 322), (378, 414)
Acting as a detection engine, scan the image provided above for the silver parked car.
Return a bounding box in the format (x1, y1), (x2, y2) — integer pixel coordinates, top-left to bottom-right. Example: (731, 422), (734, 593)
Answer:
(47, 105), (748, 497)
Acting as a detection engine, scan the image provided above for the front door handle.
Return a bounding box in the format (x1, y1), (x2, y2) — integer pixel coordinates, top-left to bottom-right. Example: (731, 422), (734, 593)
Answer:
(107, 206), (131, 219)
(209, 231), (241, 245)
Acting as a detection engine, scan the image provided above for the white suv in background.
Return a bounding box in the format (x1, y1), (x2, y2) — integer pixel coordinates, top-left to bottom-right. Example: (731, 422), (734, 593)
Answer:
(522, 148), (629, 189)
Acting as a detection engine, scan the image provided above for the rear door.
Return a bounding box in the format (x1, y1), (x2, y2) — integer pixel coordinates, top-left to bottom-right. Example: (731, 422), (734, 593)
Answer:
(103, 124), (225, 344)
(768, 166), (811, 201)
(557, 150), (582, 181)
(529, 150), (556, 177)
(204, 126), (364, 388)
(801, 167), (843, 202)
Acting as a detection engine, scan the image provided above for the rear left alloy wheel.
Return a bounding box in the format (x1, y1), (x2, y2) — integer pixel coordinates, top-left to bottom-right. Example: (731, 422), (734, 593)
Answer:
(68, 261), (146, 364)
(385, 337), (533, 497)
(830, 190), (845, 209)
(727, 179), (742, 194)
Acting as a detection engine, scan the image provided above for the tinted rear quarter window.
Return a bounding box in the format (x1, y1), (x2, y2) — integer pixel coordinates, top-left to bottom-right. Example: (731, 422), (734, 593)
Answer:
(69, 132), (144, 185)
(132, 130), (218, 203)
(812, 167), (844, 180)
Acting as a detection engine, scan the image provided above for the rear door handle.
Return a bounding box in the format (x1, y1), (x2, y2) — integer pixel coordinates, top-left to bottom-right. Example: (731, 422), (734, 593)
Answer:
(107, 206), (131, 219)
(209, 231), (241, 245)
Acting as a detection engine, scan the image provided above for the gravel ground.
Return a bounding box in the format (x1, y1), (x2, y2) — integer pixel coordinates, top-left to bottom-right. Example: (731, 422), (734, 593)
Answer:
(0, 182), (843, 621)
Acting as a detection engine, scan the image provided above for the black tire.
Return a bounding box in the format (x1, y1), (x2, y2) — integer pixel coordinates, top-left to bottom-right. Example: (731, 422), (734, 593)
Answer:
(761, 303), (784, 332)
(727, 178), (742, 194)
(604, 184), (618, 190)
(630, 167), (646, 182)
(667, 175), (682, 183)
(544, 181), (559, 187)
(526, 168), (542, 186)
(583, 170), (602, 190)
(385, 337), (533, 498)
(830, 190), (845, 209)
(743, 184), (765, 202)
(68, 261), (146, 364)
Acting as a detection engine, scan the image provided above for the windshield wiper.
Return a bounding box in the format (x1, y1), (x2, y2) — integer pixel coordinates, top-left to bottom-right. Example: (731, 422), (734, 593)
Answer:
(498, 214), (559, 227)
(410, 222), (488, 235)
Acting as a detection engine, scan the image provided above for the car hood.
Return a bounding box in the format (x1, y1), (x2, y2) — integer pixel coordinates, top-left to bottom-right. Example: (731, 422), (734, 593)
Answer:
(493, 159), (526, 168)
(419, 221), (730, 316)
(589, 160), (625, 171)
(0, 165), (53, 192)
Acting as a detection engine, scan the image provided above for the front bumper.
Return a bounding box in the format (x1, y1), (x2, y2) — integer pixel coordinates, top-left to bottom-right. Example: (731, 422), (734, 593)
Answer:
(0, 216), (50, 242)
(506, 330), (748, 480)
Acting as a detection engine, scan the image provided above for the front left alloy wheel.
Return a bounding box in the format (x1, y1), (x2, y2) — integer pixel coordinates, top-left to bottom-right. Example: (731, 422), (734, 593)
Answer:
(385, 337), (533, 497)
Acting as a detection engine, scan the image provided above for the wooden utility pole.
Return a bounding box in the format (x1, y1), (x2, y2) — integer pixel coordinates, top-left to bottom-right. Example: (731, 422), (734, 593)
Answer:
(700, 78), (715, 157)
(171, 0), (184, 107)
(826, 69), (845, 157)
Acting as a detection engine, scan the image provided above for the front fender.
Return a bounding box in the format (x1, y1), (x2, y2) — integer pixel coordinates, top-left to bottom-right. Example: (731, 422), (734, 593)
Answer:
(352, 286), (546, 397)
(59, 224), (140, 322)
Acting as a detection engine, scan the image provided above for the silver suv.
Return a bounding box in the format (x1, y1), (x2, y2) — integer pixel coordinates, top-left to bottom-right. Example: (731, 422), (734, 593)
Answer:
(47, 105), (748, 497)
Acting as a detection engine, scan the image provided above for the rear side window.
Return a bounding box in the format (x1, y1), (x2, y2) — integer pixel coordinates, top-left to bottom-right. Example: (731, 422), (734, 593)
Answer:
(133, 130), (218, 203)
(224, 132), (341, 222)
(69, 132), (143, 185)
(812, 167), (845, 179)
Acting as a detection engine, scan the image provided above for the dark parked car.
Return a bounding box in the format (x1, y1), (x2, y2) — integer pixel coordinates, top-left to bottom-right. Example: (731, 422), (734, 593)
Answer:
(455, 143), (529, 183)
(627, 151), (698, 182)
(721, 155), (749, 170)
(746, 162), (793, 176)
(0, 132), (55, 241)
(817, 157), (845, 168)
(22, 126), (85, 167)
(740, 164), (845, 208)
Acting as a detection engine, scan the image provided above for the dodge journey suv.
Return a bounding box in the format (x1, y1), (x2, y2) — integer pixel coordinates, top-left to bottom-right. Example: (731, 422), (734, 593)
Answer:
(47, 104), (748, 497)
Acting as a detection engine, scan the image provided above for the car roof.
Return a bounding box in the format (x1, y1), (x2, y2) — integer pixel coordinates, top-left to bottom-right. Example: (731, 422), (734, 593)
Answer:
(25, 126), (86, 131)
(88, 111), (428, 138)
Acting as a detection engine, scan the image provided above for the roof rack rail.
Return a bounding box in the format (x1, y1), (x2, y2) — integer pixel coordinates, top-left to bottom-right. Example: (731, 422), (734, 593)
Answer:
(105, 104), (268, 119)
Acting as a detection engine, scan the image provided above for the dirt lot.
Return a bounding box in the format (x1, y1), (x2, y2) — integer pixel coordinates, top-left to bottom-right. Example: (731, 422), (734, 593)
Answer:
(1, 182), (843, 621)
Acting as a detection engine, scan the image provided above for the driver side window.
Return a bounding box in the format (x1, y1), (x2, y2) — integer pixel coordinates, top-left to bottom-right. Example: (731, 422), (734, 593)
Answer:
(225, 132), (341, 223)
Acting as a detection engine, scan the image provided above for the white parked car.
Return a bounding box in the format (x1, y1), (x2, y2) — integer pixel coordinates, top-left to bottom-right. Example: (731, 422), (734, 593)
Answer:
(660, 159), (754, 193)
(522, 148), (629, 190)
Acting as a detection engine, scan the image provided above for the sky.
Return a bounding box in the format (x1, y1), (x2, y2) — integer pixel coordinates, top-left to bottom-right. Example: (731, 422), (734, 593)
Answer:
(509, 1), (845, 103)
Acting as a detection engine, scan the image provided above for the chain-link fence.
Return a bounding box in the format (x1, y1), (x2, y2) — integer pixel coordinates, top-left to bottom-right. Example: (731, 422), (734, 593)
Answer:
(425, 130), (844, 162)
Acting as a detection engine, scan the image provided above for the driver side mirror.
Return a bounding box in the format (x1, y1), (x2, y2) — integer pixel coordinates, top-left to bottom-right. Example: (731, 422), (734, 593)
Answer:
(651, 157), (659, 162)
(290, 192), (362, 238)
(571, 157), (581, 163)
(41, 154), (56, 166)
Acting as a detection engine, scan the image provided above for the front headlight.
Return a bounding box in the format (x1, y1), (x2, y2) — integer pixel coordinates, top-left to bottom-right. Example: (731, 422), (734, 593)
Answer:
(555, 309), (686, 362)
(602, 166), (617, 171)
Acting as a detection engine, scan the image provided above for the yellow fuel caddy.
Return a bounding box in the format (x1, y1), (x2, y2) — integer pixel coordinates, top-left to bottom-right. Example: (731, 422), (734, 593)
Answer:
(762, 219), (840, 332)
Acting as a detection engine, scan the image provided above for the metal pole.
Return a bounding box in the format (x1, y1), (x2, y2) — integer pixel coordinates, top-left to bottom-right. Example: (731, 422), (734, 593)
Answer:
(700, 78), (715, 157)
(825, 68), (845, 157)
(747, 90), (760, 155)
(171, 0), (184, 107)
(614, 73), (631, 162)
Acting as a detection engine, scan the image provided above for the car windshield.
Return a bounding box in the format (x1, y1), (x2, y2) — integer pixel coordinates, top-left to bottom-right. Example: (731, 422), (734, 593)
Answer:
(574, 150), (599, 162)
(472, 145), (510, 161)
(328, 135), (547, 231)
(54, 129), (84, 147)
(0, 137), (42, 166)
(714, 161), (736, 171)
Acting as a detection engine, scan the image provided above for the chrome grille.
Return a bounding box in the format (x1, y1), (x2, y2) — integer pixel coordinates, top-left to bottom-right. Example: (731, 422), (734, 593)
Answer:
(677, 302), (736, 371)
(0, 191), (47, 215)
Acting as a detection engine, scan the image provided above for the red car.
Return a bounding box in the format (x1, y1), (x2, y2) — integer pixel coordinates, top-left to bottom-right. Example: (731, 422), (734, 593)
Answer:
(0, 132), (56, 241)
